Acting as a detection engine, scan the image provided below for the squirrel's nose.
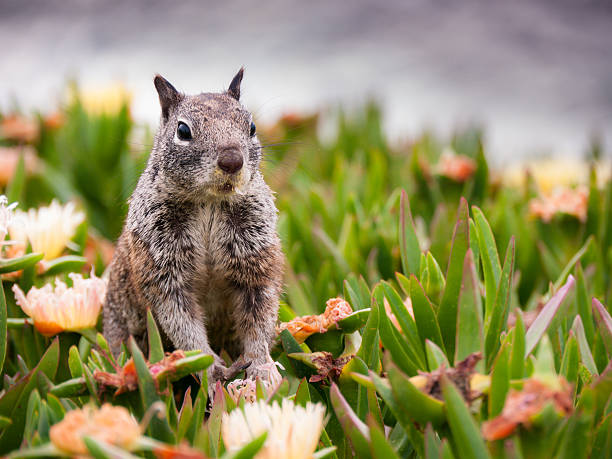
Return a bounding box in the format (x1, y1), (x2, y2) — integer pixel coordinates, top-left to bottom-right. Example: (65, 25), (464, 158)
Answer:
(217, 148), (243, 174)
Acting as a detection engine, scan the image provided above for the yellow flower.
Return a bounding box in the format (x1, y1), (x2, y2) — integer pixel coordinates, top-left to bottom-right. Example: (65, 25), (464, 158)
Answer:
(72, 83), (132, 115)
(502, 158), (611, 193)
(12, 272), (106, 336)
(50, 404), (141, 455)
(8, 200), (85, 260)
(222, 399), (325, 459)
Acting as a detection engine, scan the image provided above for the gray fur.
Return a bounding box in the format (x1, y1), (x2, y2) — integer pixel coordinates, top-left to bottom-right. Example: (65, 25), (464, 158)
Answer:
(103, 70), (283, 389)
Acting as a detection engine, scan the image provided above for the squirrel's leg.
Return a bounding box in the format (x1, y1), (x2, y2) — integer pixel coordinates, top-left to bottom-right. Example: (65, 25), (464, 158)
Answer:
(151, 289), (229, 389)
(232, 285), (281, 383)
(102, 291), (130, 357)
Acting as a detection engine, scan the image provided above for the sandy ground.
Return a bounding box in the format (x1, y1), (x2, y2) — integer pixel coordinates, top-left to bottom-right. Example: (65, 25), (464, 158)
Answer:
(1, 0), (611, 163)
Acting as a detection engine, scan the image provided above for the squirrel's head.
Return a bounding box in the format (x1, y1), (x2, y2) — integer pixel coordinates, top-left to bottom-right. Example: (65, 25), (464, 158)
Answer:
(150, 68), (261, 199)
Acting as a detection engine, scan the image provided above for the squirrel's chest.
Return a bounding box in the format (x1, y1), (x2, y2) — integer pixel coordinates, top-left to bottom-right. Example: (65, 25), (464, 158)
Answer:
(190, 206), (234, 310)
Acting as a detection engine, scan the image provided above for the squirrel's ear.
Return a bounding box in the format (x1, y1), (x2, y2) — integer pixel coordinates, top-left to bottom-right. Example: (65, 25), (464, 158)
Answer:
(154, 75), (181, 120)
(228, 67), (244, 101)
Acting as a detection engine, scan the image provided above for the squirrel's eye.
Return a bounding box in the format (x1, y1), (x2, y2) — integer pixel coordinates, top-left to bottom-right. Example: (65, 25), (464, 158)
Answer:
(249, 121), (256, 137)
(177, 122), (192, 141)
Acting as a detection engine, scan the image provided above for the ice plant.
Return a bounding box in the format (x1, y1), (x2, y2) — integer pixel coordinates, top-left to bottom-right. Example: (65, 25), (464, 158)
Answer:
(50, 404), (141, 455)
(226, 361), (284, 403)
(0, 146), (37, 186)
(222, 399), (326, 459)
(277, 297), (353, 343)
(528, 185), (588, 222)
(482, 377), (573, 441)
(12, 272), (106, 336)
(434, 149), (477, 182)
(8, 199), (85, 260)
(0, 195), (17, 244)
(0, 114), (39, 143)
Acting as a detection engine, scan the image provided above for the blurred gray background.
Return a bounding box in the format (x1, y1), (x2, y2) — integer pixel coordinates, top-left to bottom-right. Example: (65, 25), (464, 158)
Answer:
(1, 0), (611, 163)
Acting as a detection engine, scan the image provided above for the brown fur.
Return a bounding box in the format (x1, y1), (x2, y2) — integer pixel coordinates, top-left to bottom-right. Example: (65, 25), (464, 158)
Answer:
(103, 70), (283, 390)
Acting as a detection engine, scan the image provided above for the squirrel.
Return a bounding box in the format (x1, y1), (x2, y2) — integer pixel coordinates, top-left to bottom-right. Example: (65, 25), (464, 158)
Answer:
(102, 69), (283, 390)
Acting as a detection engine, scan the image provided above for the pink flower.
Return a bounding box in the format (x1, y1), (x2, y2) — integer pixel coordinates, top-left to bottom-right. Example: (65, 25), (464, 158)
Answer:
(528, 186), (588, 222)
(12, 272), (107, 336)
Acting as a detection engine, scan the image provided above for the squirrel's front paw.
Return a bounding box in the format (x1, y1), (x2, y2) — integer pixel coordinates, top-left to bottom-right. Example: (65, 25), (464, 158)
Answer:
(246, 359), (282, 388)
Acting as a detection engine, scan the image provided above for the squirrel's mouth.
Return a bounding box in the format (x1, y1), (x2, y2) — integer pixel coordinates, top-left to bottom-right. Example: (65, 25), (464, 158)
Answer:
(221, 182), (234, 193)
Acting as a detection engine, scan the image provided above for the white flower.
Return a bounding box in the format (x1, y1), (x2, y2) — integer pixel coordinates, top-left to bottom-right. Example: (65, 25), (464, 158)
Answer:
(0, 195), (17, 244)
(222, 399), (326, 459)
(12, 272), (107, 336)
(8, 200), (85, 260)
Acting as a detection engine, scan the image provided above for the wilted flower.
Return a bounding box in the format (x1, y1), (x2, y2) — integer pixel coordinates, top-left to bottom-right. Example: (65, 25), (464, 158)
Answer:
(0, 146), (38, 186)
(277, 297), (353, 343)
(95, 350), (191, 396)
(528, 186), (588, 222)
(482, 377), (573, 441)
(50, 404), (141, 455)
(0, 195), (17, 244)
(12, 272), (106, 336)
(0, 114), (39, 143)
(226, 361), (284, 404)
(222, 399), (326, 459)
(8, 199), (85, 260)
(417, 352), (483, 402)
(434, 149), (477, 182)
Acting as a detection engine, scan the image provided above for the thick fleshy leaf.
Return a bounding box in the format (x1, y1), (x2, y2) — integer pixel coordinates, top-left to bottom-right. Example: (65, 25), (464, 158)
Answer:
(471, 206), (501, 317)
(509, 309), (526, 379)
(387, 363), (445, 428)
(49, 377), (87, 397)
(279, 329), (312, 378)
(220, 432), (267, 459)
(128, 337), (175, 443)
(484, 237), (515, 369)
(440, 375), (490, 459)
(399, 190), (421, 276)
(592, 298), (612, 358)
(330, 383), (371, 458)
(0, 338), (59, 454)
(40, 255), (87, 277)
(334, 309), (370, 333)
(0, 281), (6, 374)
(438, 198), (470, 362)
(146, 309), (164, 364)
(381, 282), (426, 367)
(560, 334), (580, 385)
(552, 237), (592, 291)
(368, 416), (400, 459)
(374, 286), (420, 375)
(425, 340), (449, 371)
(356, 288), (380, 372)
(0, 253), (43, 274)
(524, 275), (575, 357)
(409, 276), (445, 352)
(455, 250), (484, 366)
(83, 436), (141, 459)
(370, 372), (425, 457)
(575, 264), (595, 345)
(489, 344), (510, 417)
